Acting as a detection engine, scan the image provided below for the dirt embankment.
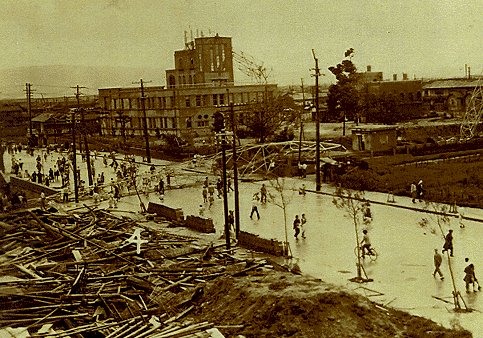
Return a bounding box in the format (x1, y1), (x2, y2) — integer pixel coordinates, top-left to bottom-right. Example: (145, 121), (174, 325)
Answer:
(178, 271), (471, 338)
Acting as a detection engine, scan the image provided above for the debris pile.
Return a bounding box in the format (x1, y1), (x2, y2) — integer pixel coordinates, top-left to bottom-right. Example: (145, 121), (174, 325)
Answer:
(0, 206), (263, 337)
(0, 206), (474, 338)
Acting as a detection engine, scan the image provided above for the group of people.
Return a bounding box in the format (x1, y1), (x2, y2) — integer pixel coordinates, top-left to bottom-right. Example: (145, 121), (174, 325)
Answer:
(297, 162), (307, 178)
(411, 180), (424, 203)
(433, 229), (480, 293)
(293, 214), (307, 240)
(199, 176), (227, 215)
(250, 184), (269, 220)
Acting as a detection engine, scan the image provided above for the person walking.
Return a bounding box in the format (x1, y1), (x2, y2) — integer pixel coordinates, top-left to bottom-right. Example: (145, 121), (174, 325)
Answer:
(63, 187), (69, 203)
(228, 210), (235, 232)
(442, 229), (454, 257)
(411, 182), (417, 203)
(208, 184), (215, 200)
(202, 187), (208, 203)
(250, 193), (260, 220)
(40, 191), (46, 210)
(301, 214), (307, 239)
(416, 180), (424, 202)
(464, 263), (478, 292)
(433, 249), (444, 280)
(260, 184), (267, 203)
(208, 194), (214, 210)
(216, 179), (223, 198)
(293, 215), (301, 239)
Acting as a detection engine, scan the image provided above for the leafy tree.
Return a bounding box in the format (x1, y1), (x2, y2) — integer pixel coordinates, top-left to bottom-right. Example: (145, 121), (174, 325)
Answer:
(244, 94), (298, 143)
(327, 48), (362, 123)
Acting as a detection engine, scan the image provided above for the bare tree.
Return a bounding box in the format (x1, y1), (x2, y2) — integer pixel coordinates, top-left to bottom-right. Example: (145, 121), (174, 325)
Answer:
(419, 203), (470, 311)
(332, 187), (373, 282)
(268, 176), (295, 258)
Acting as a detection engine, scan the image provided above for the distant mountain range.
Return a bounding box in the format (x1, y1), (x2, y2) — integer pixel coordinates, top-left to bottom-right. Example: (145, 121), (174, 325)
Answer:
(0, 65), (167, 100)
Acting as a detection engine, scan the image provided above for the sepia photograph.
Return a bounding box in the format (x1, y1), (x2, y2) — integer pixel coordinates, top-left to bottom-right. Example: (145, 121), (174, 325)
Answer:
(0, 0), (481, 336)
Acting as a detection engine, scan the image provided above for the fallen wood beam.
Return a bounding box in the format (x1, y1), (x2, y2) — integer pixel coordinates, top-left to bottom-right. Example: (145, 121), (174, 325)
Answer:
(163, 305), (195, 325)
(0, 312), (89, 324)
(60, 291), (144, 299)
(15, 264), (43, 279)
(28, 211), (62, 240)
(0, 302), (82, 314)
(432, 295), (453, 304)
(155, 276), (193, 293)
(48, 223), (141, 269)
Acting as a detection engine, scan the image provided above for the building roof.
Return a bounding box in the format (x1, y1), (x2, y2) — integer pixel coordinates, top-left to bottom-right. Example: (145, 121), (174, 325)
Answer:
(423, 78), (481, 89)
(352, 125), (397, 133)
(0, 104), (24, 113)
(32, 113), (54, 123)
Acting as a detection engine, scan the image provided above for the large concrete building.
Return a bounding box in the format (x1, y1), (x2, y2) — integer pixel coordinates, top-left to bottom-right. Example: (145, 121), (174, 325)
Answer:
(98, 35), (277, 139)
(421, 78), (480, 117)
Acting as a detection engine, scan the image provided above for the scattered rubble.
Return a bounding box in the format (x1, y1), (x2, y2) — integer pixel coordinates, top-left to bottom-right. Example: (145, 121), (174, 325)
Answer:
(0, 206), (262, 337)
(0, 205), (474, 337)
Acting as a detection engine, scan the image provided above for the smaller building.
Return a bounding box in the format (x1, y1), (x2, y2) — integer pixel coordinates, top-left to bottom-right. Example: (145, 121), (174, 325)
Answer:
(352, 126), (397, 152)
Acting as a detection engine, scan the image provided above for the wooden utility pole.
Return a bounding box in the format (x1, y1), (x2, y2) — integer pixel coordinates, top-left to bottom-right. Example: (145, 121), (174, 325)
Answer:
(221, 131), (230, 249)
(133, 79), (152, 163)
(71, 104), (79, 203)
(230, 102), (240, 238)
(72, 85), (93, 187)
(25, 83), (34, 143)
(312, 50), (321, 191)
(298, 78), (305, 163)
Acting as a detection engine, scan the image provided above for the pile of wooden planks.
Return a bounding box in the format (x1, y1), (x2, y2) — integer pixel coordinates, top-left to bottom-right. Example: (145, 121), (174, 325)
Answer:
(0, 206), (264, 337)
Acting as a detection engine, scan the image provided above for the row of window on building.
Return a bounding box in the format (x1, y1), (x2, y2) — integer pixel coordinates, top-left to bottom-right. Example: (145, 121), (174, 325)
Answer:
(107, 91), (267, 111)
(103, 117), (178, 131)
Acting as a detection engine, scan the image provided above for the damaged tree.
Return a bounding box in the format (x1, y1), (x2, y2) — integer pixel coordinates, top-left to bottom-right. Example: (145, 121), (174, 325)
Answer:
(419, 203), (470, 312)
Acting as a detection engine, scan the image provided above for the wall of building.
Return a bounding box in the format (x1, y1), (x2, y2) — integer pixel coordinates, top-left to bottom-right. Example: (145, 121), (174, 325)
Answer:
(365, 80), (424, 119)
(98, 84), (277, 139)
(352, 128), (397, 152)
(166, 35), (234, 89)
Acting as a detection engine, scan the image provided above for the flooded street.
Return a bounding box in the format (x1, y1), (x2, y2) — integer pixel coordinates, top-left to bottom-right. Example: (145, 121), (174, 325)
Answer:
(6, 148), (483, 335)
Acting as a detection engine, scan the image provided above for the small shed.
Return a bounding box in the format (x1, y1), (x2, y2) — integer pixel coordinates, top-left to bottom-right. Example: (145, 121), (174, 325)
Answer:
(352, 126), (397, 152)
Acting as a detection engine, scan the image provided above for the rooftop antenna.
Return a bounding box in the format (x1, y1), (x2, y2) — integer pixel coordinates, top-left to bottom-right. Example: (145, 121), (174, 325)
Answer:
(196, 29), (199, 38)
(184, 31), (187, 46)
(190, 29), (193, 42)
(201, 30), (204, 37)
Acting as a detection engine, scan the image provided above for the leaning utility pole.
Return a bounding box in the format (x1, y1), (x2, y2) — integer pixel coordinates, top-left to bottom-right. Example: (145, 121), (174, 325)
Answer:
(72, 85), (93, 187)
(133, 79), (152, 163)
(312, 50), (321, 191)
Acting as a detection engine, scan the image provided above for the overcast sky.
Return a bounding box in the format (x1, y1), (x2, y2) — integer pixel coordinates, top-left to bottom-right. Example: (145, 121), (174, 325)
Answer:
(1, 0), (482, 88)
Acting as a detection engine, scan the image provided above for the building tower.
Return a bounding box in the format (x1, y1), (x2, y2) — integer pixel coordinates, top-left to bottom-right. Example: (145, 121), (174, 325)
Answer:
(166, 34), (234, 88)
